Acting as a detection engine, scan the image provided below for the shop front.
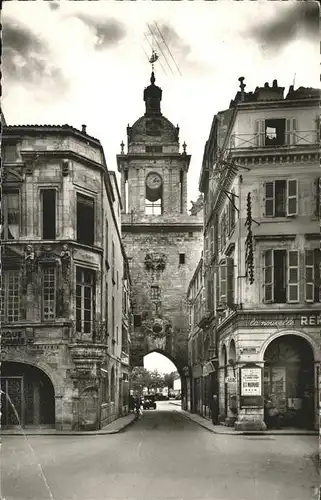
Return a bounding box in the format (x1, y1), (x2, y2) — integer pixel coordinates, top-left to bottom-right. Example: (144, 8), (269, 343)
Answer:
(219, 311), (320, 432)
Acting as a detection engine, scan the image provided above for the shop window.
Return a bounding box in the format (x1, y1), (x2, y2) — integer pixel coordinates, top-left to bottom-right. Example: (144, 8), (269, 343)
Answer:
(0, 270), (21, 323)
(264, 250), (299, 304)
(264, 180), (298, 217)
(76, 268), (95, 335)
(179, 253), (185, 265)
(76, 194), (95, 245)
(101, 373), (109, 403)
(41, 189), (56, 240)
(305, 249), (321, 303)
(42, 266), (57, 321)
(1, 191), (20, 240)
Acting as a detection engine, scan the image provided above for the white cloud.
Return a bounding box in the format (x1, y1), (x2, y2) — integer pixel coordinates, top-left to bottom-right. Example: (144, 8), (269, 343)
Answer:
(3, 1), (318, 205)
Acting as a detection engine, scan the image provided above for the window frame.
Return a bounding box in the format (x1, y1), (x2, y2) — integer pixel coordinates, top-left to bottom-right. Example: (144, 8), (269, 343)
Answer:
(0, 269), (22, 323)
(264, 179), (298, 217)
(75, 267), (96, 336)
(76, 192), (95, 246)
(2, 189), (21, 240)
(42, 265), (57, 321)
(41, 188), (57, 240)
(287, 250), (299, 303)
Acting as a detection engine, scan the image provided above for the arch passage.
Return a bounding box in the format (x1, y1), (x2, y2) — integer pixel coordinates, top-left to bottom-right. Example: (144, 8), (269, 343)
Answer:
(263, 335), (315, 429)
(1, 362), (55, 428)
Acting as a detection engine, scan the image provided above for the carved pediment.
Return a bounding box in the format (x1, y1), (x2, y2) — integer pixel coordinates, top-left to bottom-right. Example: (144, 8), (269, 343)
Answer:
(3, 168), (23, 184)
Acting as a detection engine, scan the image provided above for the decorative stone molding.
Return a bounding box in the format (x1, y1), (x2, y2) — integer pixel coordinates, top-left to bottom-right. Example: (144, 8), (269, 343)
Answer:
(144, 252), (167, 272)
(61, 159), (70, 176)
(25, 160), (34, 176)
(69, 344), (105, 378)
(60, 244), (72, 286)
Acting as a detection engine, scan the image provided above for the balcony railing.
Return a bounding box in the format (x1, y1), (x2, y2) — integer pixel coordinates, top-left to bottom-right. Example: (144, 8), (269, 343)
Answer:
(229, 129), (318, 150)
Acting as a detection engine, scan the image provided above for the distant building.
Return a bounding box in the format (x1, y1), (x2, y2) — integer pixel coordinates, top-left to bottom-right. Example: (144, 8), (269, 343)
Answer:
(192, 79), (320, 431)
(1, 123), (131, 430)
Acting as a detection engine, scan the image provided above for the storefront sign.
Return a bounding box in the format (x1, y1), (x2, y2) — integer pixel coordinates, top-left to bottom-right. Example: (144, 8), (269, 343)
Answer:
(2, 330), (26, 346)
(248, 318), (295, 328)
(240, 347), (259, 355)
(300, 314), (321, 326)
(241, 367), (262, 396)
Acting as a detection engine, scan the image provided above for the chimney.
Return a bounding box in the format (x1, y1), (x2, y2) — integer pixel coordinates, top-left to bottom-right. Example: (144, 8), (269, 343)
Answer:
(264, 82), (269, 88)
(272, 79), (278, 88)
(82, 124), (87, 134)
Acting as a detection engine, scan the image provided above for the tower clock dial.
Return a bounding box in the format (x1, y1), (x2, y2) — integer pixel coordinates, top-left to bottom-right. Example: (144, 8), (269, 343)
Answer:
(146, 173), (162, 190)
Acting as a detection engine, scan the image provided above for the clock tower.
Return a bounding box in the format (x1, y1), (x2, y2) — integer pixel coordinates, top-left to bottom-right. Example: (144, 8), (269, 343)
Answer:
(117, 72), (203, 403)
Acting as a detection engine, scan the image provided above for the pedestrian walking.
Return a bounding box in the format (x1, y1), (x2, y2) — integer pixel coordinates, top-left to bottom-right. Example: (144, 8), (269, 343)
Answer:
(211, 394), (219, 425)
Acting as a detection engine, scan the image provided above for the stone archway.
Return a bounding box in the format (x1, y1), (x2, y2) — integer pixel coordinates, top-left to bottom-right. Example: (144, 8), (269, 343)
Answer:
(263, 334), (315, 429)
(1, 362), (55, 428)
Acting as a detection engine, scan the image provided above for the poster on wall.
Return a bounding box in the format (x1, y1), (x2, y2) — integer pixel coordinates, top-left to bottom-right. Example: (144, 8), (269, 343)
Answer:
(241, 367), (262, 396)
(240, 364), (264, 408)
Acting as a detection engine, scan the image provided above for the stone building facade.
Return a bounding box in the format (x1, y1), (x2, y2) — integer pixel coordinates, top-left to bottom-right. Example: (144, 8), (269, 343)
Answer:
(195, 80), (320, 431)
(1, 124), (131, 430)
(117, 72), (203, 407)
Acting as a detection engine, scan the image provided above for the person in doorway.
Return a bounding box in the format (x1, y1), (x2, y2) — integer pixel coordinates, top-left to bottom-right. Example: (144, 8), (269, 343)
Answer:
(211, 394), (219, 425)
(264, 395), (281, 429)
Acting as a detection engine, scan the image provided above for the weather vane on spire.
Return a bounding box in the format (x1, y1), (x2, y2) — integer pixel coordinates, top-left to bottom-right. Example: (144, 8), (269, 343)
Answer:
(149, 49), (159, 71)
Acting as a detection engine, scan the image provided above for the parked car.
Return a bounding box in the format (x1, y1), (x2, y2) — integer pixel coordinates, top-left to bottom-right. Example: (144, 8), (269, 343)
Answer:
(143, 394), (157, 410)
(155, 394), (169, 401)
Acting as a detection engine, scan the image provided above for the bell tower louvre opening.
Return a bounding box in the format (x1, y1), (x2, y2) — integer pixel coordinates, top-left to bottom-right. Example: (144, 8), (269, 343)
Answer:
(117, 70), (203, 410)
(1, 362), (55, 428)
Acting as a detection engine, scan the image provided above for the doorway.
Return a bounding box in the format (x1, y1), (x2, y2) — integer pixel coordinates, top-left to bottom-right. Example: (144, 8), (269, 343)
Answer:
(263, 335), (315, 429)
(1, 362), (55, 428)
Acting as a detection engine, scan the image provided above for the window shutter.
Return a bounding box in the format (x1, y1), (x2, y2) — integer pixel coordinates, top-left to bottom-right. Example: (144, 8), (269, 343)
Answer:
(285, 118), (297, 146)
(210, 221), (215, 256)
(314, 177), (320, 217)
(263, 250), (274, 303)
(314, 249), (321, 302)
(215, 270), (220, 310)
(255, 120), (265, 147)
(219, 260), (227, 304)
(286, 179), (298, 216)
(226, 257), (234, 307)
(316, 116), (321, 144)
(264, 182), (274, 217)
(305, 250), (314, 303)
(287, 250), (299, 303)
(205, 234), (209, 264)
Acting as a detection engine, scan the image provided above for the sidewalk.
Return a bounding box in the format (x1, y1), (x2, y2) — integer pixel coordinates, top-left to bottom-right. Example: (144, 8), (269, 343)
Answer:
(170, 402), (318, 436)
(0, 413), (137, 436)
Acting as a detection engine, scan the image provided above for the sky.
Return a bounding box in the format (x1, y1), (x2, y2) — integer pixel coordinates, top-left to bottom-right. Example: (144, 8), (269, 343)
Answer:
(2, 0), (319, 374)
(2, 0), (319, 208)
(144, 352), (177, 374)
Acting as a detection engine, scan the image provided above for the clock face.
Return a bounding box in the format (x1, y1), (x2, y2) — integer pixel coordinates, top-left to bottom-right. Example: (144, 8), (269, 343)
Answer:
(146, 173), (162, 190)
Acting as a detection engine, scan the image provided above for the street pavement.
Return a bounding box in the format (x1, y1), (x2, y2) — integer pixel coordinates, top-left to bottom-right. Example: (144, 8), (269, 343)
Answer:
(1, 401), (319, 500)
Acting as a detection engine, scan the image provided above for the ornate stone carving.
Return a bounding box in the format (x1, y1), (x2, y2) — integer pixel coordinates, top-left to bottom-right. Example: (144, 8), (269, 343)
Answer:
(144, 252), (167, 272)
(61, 159), (70, 176)
(25, 160), (34, 176)
(60, 244), (71, 283)
(23, 245), (35, 285)
(190, 194), (204, 216)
